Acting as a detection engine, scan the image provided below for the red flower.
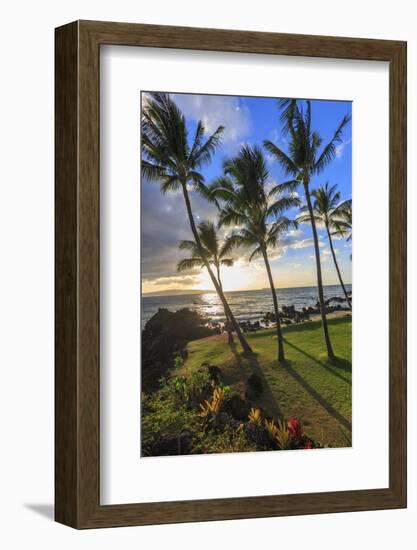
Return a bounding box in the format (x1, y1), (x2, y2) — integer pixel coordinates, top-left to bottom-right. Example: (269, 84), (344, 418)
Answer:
(304, 441), (313, 449)
(288, 416), (303, 439)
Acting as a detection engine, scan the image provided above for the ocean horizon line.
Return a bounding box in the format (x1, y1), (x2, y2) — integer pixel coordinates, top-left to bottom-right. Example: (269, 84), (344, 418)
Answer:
(142, 282), (352, 299)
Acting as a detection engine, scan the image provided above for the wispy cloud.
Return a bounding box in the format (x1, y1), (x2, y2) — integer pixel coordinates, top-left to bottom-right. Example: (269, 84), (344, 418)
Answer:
(171, 93), (251, 148)
(335, 138), (352, 159)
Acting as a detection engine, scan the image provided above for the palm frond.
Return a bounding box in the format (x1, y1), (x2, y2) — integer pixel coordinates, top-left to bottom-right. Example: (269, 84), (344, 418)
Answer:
(263, 140), (299, 177)
(268, 179), (300, 197)
(249, 246), (263, 262)
(177, 258), (204, 272)
(160, 174), (182, 194)
(141, 160), (167, 182)
(178, 240), (200, 254)
(191, 125), (224, 168)
(220, 258), (234, 267)
(218, 207), (248, 228)
(278, 98), (297, 136)
(313, 114), (351, 174)
(267, 195), (301, 218)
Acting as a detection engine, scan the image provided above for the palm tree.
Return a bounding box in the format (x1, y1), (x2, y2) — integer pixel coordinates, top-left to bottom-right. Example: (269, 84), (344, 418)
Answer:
(333, 199), (352, 242)
(264, 99), (351, 359)
(141, 92), (252, 353)
(298, 183), (351, 309)
(212, 145), (300, 363)
(177, 221), (235, 344)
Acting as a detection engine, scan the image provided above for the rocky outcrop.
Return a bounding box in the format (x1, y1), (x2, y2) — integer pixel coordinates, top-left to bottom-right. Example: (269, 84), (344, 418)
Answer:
(142, 308), (216, 392)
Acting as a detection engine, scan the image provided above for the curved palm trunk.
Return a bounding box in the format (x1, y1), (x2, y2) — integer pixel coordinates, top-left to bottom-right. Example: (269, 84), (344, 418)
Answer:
(261, 247), (285, 363)
(216, 264), (234, 344)
(304, 183), (335, 359)
(181, 183), (252, 353)
(325, 224), (352, 310)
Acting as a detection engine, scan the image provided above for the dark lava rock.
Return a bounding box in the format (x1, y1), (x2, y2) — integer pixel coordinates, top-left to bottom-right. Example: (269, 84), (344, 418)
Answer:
(223, 395), (251, 421)
(282, 305), (296, 319)
(206, 364), (222, 385)
(141, 308), (216, 393)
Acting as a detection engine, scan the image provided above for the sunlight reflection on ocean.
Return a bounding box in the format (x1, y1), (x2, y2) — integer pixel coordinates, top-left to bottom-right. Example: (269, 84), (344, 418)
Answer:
(141, 284), (351, 329)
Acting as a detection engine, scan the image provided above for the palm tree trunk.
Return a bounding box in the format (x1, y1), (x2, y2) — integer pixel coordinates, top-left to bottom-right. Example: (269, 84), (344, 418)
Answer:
(325, 224), (352, 310)
(181, 183), (252, 353)
(304, 182), (335, 359)
(216, 264), (234, 344)
(261, 248), (285, 362)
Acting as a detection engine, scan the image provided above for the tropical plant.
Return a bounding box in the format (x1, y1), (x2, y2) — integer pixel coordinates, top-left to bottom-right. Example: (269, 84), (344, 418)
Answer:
(198, 386), (227, 417)
(212, 145), (300, 362)
(274, 419), (291, 450)
(264, 99), (351, 358)
(248, 407), (264, 426)
(264, 418), (278, 440)
(177, 220), (235, 344)
(287, 416), (303, 440)
(298, 183), (351, 309)
(141, 92), (252, 353)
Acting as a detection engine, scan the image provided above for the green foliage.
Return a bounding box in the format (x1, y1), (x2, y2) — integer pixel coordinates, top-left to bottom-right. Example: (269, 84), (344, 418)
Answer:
(142, 373), (256, 456)
(142, 318), (350, 456)
(191, 424), (257, 454)
(141, 385), (200, 456)
(173, 355), (184, 369)
(181, 317), (352, 447)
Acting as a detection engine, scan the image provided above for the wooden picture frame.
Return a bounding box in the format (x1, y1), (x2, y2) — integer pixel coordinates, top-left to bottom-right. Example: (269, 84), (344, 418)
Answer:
(55, 20), (407, 528)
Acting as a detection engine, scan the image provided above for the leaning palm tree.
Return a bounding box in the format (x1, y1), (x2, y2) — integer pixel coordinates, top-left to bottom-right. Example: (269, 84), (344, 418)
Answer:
(177, 221), (235, 344)
(298, 183), (351, 309)
(264, 99), (351, 359)
(141, 92), (252, 353)
(212, 145), (300, 363)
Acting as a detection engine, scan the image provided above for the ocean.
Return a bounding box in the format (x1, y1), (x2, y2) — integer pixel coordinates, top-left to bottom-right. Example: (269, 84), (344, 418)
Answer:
(141, 284), (351, 328)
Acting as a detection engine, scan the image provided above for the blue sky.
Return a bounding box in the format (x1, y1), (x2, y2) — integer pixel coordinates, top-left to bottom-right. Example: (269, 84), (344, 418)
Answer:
(141, 92), (352, 294)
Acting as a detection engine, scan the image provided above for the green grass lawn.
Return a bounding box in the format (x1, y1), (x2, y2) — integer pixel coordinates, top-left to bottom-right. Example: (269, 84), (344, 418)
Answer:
(179, 316), (352, 447)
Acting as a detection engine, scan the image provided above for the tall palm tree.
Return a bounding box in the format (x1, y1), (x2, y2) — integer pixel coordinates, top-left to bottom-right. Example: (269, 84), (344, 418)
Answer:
(177, 221), (235, 344)
(141, 92), (252, 353)
(212, 145), (300, 363)
(264, 99), (351, 359)
(298, 183), (351, 309)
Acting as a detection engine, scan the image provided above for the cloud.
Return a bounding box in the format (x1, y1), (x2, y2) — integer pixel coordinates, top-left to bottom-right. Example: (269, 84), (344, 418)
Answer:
(288, 238), (314, 250)
(141, 178), (218, 280)
(171, 93), (251, 147)
(151, 275), (200, 287)
(335, 138), (352, 159)
(287, 228), (303, 238)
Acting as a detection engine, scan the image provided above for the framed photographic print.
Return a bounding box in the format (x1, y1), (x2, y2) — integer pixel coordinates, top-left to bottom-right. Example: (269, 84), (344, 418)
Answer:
(55, 20), (407, 528)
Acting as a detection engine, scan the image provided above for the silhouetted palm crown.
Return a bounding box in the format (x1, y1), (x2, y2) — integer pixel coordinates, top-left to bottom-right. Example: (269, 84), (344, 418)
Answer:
(211, 145), (300, 257)
(263, 99), (351, 194)
(141, 92), (224, 195)
(177, 221), (234, 272)
(298, 182), (342, 229)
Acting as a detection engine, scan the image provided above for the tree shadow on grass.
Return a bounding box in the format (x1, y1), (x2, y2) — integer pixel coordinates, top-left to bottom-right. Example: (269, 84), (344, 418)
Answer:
(281, 360), (352, 433)
(285, 340), (351, 385)
(229, 343), (282, 419)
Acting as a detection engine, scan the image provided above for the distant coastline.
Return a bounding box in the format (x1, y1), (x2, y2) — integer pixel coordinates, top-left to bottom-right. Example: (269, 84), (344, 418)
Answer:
(142, 282), (352, 299)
